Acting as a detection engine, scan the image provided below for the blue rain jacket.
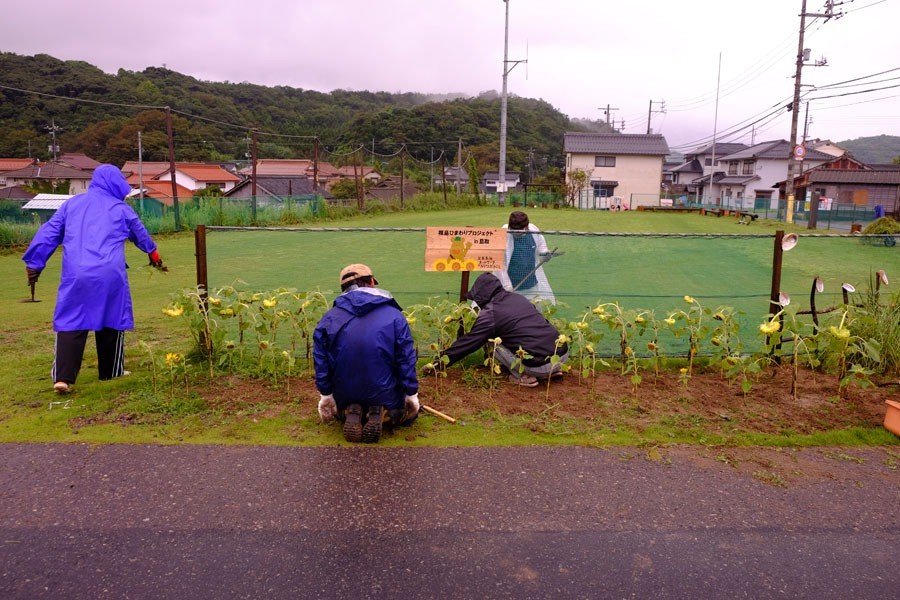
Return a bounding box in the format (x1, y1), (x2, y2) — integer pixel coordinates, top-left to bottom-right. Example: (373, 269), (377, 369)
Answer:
(313, 288), (418, 410)
(22, 164), (157, 332)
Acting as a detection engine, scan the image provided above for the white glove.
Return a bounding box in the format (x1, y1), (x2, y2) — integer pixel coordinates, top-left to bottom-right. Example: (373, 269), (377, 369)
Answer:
(404, 393), (420, 420)
(318, 394), (337, 423)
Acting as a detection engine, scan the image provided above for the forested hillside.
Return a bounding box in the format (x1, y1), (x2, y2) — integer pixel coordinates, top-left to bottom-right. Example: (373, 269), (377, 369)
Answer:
(837, 135), (900, 164)
(0, 52), (609, 177)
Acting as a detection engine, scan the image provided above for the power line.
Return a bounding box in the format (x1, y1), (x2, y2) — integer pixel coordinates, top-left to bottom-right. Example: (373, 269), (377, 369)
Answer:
(814, 66), (900, 89)
(0, 83), (159, 110)
(810, 82), (900, 100)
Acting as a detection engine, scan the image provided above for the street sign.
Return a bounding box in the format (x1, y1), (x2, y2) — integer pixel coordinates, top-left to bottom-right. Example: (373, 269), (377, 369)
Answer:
(794, 145), (806, 159)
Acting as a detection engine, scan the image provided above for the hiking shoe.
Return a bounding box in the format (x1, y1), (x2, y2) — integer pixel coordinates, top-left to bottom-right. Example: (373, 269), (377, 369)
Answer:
(362, 405), (384, 443)
(343, 404), (363, 443)
(508, 374), (539, 388)
(53, 381), (72, 394)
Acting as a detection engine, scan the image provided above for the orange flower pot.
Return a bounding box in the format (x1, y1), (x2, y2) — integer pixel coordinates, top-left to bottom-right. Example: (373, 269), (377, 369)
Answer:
(884, 400), (900, 437)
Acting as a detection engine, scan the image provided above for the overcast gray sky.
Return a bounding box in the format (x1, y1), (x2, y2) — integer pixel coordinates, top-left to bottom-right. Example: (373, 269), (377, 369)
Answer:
(4, 0), (899, 151)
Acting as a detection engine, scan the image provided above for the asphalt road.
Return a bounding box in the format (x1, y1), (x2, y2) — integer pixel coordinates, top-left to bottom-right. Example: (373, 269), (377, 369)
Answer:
(1, 444), (898, 599)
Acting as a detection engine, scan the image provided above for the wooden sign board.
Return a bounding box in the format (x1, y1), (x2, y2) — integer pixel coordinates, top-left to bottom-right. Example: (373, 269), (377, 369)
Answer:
(425, 226), (506, 272)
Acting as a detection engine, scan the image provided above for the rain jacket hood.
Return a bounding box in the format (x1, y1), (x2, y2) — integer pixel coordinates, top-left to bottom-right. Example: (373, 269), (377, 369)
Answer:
(333, 286), (402, 316)
(90, 164), (132, 201)
(467, 272), (506, 307)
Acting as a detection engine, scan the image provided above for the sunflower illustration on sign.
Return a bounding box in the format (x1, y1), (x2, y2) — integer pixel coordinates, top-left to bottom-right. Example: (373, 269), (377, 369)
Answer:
(432, 235), (478, 271)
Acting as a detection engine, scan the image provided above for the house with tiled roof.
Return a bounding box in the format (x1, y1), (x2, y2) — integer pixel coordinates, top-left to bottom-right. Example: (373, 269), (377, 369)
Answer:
(481, 171), (521, 195)
(131, 181), (196, 218)
(563, 133), (670, 209)
(154, 164), (241, 193)
(239, 159), (380, 189)
(121, 162), (241, 193)
(56, 153), (102, 171)
(670, 142), (749, 198)
(225, 175), (329, 207)
(239, 159), (312, 177)
(333, 165), (380, 182)
(365, 176), (418, 204)
(806, 139), (849, 159)
(0, 162), (93, 195)
(709, 139), (832, 210)
(121, 161), (172, 184)
(0, 186), (35, 201)
(777, 154), (899, 218)
(0, 158), (37, 173)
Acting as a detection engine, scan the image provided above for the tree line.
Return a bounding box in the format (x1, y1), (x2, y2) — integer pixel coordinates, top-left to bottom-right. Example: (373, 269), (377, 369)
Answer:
(0, 52), (614, 184)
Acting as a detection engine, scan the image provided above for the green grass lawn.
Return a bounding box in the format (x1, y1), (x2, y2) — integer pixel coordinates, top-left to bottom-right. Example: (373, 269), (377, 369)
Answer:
(2, 206), (896, 446)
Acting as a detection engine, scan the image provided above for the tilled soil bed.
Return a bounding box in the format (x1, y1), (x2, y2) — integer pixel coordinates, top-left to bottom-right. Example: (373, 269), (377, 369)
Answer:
(196, 363), (898, 439)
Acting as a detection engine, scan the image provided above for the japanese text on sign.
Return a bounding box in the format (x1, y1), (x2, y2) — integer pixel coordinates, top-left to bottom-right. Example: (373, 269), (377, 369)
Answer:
(425, 226), (506, 272)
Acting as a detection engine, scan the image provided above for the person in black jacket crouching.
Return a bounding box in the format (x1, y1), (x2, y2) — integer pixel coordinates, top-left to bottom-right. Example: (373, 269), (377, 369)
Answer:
(431, 272), (568, 387)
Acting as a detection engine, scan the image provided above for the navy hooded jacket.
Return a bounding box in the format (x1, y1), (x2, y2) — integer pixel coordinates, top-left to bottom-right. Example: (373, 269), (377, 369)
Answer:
(313, 287), (418, 410)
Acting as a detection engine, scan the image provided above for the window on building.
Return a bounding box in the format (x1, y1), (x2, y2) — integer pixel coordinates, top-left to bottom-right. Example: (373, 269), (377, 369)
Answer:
(592, 182), (615, 197)
(727, 162), (738, 175)
(755, 191), (772, 200)
(594, 156), (616, 167)
(742, 161), (755, 175)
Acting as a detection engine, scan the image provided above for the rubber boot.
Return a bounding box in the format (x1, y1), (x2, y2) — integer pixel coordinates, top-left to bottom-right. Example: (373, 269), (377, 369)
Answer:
(343, 404), (363, 443)
(362, 405), (384, 443)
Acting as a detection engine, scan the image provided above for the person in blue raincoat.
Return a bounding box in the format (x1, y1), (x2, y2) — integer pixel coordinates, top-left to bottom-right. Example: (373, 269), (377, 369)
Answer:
(22, 164), (164, 394)
(313, 263), (419, 443)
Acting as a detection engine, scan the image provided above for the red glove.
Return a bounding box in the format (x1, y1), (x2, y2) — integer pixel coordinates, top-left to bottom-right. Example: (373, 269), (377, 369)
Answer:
(148, 250), (167, 271)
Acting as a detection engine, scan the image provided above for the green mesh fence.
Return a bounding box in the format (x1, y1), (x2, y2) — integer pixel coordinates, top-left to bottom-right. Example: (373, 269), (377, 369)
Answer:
(200, 226), (898, 355)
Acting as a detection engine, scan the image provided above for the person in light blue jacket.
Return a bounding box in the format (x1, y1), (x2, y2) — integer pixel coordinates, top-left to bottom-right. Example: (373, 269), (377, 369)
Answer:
(22, 164), (163, 394)
(313, 263), (419, 443)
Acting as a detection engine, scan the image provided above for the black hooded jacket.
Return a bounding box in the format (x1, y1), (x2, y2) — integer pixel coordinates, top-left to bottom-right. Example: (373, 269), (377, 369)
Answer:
(442, 273), (567, 367)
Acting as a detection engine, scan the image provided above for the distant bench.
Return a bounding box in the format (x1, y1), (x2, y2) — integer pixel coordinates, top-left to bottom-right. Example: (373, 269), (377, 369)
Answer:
(700, 208), (759, 222)
(636, 206), (701, 213)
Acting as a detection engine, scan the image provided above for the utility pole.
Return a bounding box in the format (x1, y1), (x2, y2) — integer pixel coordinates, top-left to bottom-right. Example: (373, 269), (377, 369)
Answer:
(598, 104), (619, 128)
(498, 0), (526, 207)
(646, 100), (665, 135)
(457, 138), (462, 201)
(165, 107), (181, 230)
(527, 148), (534, 184)
(138, 131), (144, 214)
(785, 0), (836, 226)
(313, 138), (320, 194)
(250, 128), (258, 225)
(45, 119), (61, 161)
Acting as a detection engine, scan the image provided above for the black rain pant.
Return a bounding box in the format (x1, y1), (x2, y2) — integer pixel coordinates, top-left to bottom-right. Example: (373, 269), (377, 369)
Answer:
(52, 328), (126, 384)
